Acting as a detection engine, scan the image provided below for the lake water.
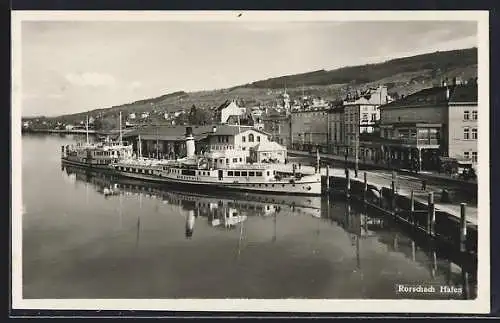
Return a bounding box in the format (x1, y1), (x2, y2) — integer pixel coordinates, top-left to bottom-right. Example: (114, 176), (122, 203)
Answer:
(21, 134), (477, 299)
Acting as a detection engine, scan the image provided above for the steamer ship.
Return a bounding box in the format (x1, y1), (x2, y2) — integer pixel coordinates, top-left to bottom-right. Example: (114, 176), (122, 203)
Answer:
(110, 127), (323, 195)
(60, 113), (134, 170)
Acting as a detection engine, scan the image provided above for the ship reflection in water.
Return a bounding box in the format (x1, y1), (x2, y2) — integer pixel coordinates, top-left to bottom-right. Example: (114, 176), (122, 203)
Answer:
(46, 164), (476, 300)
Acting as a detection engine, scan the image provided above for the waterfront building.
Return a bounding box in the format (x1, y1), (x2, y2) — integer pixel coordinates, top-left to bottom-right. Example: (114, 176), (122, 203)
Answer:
(327, 102), (345, 155)
(290, 107), (330, 152)
(249, 141), (287, 163)
(377, 79), (478, 171)
(122, 124), (274, 162)
(213, 99), (247, 124)
(343, 85), (392, 157)
(261, 114), (292, 147)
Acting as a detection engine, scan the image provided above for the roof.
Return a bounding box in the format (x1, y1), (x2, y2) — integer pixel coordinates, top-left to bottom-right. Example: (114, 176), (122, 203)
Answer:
(252, 141), (286, 151)
(380, 122), (443, 128)
(380, 84), (477, 110)
(449, 83), (478, 104)
(123, 124), (270, 140)
(213, 100), (238, 112)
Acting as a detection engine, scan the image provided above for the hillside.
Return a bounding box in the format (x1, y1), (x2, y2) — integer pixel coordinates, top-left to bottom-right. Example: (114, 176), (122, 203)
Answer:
(244, 47), (477, 88)
(30, 47), (477, 128)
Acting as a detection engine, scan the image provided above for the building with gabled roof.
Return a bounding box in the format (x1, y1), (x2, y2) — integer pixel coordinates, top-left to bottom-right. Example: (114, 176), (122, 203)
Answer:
(375, 80), (478, 172)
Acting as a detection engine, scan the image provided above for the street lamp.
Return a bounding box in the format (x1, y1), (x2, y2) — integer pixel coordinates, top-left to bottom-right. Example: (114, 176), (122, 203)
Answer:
(355, 129), (359, 178)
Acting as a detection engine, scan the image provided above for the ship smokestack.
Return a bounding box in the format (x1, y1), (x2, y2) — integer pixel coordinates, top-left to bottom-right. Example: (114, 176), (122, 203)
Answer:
(185, 126), (195, 158)
(185, 210), (195, 239)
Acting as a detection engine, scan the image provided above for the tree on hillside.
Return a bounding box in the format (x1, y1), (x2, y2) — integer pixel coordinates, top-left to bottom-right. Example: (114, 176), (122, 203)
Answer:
(94, 117), (118, 130)
(188, 105), (213, 125)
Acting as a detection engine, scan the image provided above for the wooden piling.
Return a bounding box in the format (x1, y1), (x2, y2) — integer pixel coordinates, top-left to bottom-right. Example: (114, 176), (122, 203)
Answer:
(427, 192), (435, 236)
(460, 203), (467, 253)
(379, 187), (383, 208)
(391, 172), (397, 214)
(346, 170), (351, 199)
(410, 190), (415, 226)
(326, 166), (330, 192)
(363, 172), (367, 203)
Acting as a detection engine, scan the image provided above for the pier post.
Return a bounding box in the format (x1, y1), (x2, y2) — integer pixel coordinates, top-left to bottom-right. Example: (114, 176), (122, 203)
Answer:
(460, 203), (467, 253)
(462, 266), (470, 300)
(427, 192), (435, 236)
(363, 172), (367, 204)
(61, 145), (65, 158)
(379, 187), (383, 208)
(346, 170), (351, 199)
(391, 171), (397, 214)
(326, 166), (330, 192)
(410, 190), (415, 226)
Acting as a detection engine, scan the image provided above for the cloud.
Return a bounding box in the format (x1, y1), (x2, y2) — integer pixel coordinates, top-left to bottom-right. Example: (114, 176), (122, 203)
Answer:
(129, 81), (143, 90)
(64, 72), (116, 87)
(47, 93), (64, 99)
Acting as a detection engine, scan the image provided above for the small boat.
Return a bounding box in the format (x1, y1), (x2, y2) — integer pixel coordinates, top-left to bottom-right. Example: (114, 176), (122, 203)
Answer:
(61, 113), (134, 170)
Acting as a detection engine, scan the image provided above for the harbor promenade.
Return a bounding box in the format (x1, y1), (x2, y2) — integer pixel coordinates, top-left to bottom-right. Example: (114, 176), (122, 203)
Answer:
(287, 149), (478, 185)
(275, 163), (478, 226)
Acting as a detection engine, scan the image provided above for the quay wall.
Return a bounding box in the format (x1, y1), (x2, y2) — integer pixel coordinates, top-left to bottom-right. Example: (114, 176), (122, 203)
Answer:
(321, 174), (478, 257)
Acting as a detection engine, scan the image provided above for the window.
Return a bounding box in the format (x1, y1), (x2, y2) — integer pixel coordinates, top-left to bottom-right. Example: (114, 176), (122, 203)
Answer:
(464, 110), (470, 120)
(249, 171), (255, 176)
(239, 158), (242, 162)
(232, 158), (238, 163)
(266, 171), (270, 176)
(234, 171), (241, 176)
(257, 136), (260, 142)
(242, 136), (246, 143)
(241, 171), (247, 176)
(256, 172), (263, 176)
(242, 147), (246, 150)
(362, 113), (368, 121)
(226, 158), (229, 164)
(472, 110), (478, 120)
(463, 128), (470, 140)
(228, 171), (234, 176)
(472, 128), (478, 140)
(472, 152), (478, 163)
(464, 152), (470, 160)
(249, 134), (254, 142)
(371, 113), (377, 121)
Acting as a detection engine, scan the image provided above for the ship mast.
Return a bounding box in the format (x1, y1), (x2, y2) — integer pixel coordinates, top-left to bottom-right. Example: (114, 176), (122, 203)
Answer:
(85, 115), (89, 145)
(138, 134), (142, 158)
(156, 126), (159, 159)
(119, 111), (123, 145)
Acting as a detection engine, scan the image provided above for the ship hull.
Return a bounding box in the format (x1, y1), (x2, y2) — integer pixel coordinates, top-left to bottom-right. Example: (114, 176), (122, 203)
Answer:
(61, 157), (115, 172)
(111, 169), (322, 196)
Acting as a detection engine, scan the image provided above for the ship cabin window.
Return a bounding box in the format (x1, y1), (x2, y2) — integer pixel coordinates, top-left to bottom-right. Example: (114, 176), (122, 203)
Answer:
(228, 171), (234, 176)
(232, 158), (238, 163)
(234, 171), (241, 176)
(273, 170), (276, 175)
(249, 134), (254, 142)
(239, 158), (243, 162)
(267, 171), (270, 176)
(249, 171), (255, 176)
(242, 136), (246, 143)
(256, 172), (263, 177)
(219, 159), (223, 164)
(257, 136), (260, 142)
(226, 158), (229, 164)
(241, 171), (248, 177)
(242, 147), (246, 151)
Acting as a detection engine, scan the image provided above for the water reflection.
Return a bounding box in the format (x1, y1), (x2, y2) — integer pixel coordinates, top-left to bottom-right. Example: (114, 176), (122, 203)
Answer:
(52, 163), (477, 299)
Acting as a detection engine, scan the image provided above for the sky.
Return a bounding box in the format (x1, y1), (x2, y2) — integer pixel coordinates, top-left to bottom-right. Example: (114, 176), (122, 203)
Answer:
(20, 20), (477, 117)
